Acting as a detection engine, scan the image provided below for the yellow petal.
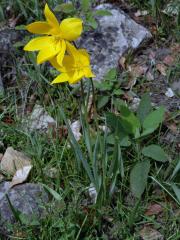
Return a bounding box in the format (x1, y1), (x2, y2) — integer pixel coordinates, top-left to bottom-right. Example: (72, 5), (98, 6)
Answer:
(63, 55), (75, 70)
(79, 49), (90, 65)
(66, 42), (79, 57)
(49, 55), (72, 72)
(44, 4), (59, 29)
(69, 70), (84, 84)
(26, 21), (51, 34)
(24, 36), (53, 51)
(37, 47), (58, 64)
(84, 67), (96, 78)
(56, 40), (66, 66)
(49, 57), (61, 71)
(59, 18), (83, 41)
(51, 73), (69, 84)
(66, 43), (87, 65)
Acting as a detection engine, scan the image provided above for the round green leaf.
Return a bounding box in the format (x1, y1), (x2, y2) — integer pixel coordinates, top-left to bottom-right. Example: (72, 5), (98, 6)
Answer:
(130, 160), (150, 198)
(142, 144), (168, 162)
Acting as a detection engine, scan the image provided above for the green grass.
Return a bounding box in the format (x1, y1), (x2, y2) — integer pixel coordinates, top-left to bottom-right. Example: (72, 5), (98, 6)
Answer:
(0, 63), (179, 238)
(0, 0), (180, 239)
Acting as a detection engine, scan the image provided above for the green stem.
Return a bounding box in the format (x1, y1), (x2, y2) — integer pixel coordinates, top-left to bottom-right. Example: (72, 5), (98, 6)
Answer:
(80, 79), (85, 106)
(90, 77), (97, 117)
(90, 78), (99, 134)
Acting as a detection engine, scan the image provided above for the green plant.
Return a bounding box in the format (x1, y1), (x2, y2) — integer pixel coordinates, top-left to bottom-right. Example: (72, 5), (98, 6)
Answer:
(0, 0), (66, 21)
(60, 106), (122, 207)
(54, 0), (112, 30)
(59, 92), (180, 207)
(94, 68), (124, 110)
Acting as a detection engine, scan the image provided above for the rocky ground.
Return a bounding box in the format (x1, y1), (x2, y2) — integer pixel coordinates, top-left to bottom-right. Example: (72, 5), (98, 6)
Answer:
(0, 0), (179, 239)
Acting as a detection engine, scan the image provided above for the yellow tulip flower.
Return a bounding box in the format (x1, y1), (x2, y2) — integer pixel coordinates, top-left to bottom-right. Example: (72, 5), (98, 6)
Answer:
(50, 42), (95, 84)
(24, 4), (83, 65)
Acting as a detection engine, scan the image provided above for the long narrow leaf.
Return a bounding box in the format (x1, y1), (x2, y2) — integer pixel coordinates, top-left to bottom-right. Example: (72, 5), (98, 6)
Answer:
(150, 176), (180, 205)
(42, 184), (62, 201)
(80, 111), (93, 162)
(119, 143), (124, 178)
(171, 184), (180, 203)
(171, 160), (180, 180)
(92, 134), (100, 191)
(59, 108), (94, 184)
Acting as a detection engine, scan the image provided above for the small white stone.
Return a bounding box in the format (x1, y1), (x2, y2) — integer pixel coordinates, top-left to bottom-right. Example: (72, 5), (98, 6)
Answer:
(70, 120), (82, 142)
(99, 125), (110, 133)
(23, 104), (56, 132)
(131, 97), (141, 111)
(0, 147), (31, 175)
(88, 183), (97, 204)
(165, 88), (175, 98)
(135, 10), (148, 17)
(67, 120), (82, 148)
(146, 71), (154, 81)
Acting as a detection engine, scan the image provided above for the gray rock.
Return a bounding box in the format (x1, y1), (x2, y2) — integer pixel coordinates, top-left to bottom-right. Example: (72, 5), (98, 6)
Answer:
(0, 181), (49, 233)
(171, 80), (180, 95)
(78, 4), (152, 81)
(66, 0), (105, 6)
(0, 28), (22, 54)
(0, 147), (32, 175)
(0, 28), (24, 89)
(23, 104), (56, 133)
